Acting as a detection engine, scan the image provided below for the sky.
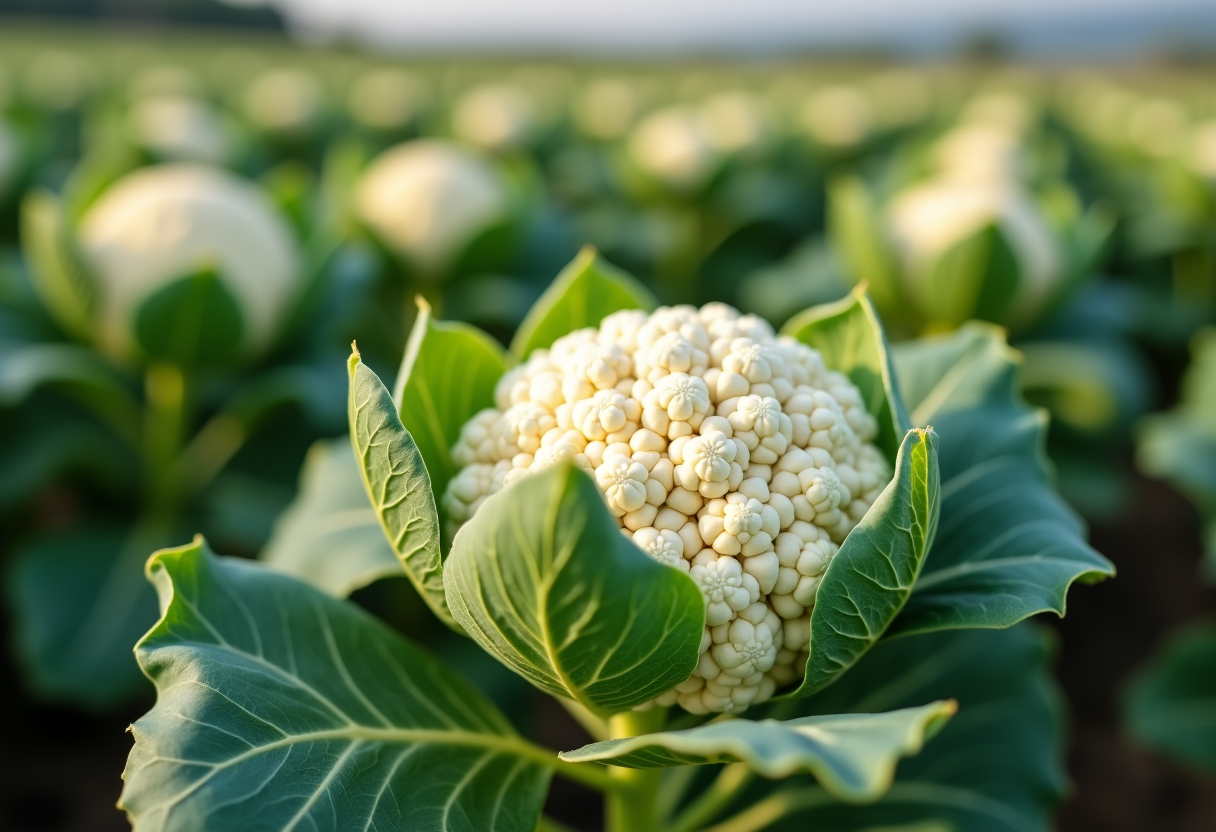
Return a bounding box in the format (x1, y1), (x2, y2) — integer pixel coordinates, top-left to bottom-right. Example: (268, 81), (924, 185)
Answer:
(243, 0), (1216, 56)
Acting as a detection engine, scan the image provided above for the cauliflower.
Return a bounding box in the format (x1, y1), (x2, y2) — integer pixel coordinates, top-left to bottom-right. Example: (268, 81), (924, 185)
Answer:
(445, 304), (891, 713)
(355, 140), (508, 276)
(76, 164), (301, 359)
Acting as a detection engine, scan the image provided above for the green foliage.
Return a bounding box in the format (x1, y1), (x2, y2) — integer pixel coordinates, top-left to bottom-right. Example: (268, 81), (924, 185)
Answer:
(6, 526), (157, 707)
(120, 538), (554, 832)
(392, 296), (506, 505)
(444, 461), (705, 716)
(1138, 328), (1216, 574)
(782, 287), (911, 462)
(796, 427), (939, 696)
(562, 701), (957, 803)
(509, 245), (657, 361)
(1124, 623), (1216, 774)
(889, 324), (1115, 636)
(347, 349), (451, 625)
(21, 188), (96, 340)
(761, 625), (1067, 832)
(132, 269), (245, 368)
(260, 437), (399, 597)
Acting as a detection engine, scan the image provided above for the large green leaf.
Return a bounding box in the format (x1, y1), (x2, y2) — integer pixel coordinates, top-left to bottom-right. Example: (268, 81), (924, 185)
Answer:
(747, 625), (1065, 832)
(391, 296), (506, 505)
(444, 461), (705, 717)
(5, 525), (157, 707)
(561, 701), (955, 804)
(119, 538), (552, 832)
(21, 188), (96, 340)
(261, 438), (400, 597)
(1124, 623), (1216, 774)
(348, 350), (453, 626)
(795, 428), (940, 696)
(509, 245), (657, 361)
(888, 324), (1114, 637)
(781, 287), (912, 462)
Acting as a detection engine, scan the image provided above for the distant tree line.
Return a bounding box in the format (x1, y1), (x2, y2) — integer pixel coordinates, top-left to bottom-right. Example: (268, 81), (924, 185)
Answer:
(0, 0), (285, 30)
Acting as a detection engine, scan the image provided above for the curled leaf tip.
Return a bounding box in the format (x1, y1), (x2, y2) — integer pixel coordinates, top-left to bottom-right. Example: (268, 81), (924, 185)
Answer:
(414, 294), (432, 314)
(350, 340), (361, 358)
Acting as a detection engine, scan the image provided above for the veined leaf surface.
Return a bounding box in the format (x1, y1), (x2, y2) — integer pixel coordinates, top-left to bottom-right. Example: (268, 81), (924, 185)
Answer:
(756, 625), (1065, 832)
(796, 428), (940, 695)
(444, 461), (704, 716)
(561, 701), (955, 804)
(120, 539), (551, 832)
(348, 350), (453, 626)
(888, 324), (1114, 636)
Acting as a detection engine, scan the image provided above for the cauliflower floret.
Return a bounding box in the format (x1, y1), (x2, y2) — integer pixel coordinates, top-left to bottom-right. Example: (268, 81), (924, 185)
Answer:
(442, 301), (893, 713)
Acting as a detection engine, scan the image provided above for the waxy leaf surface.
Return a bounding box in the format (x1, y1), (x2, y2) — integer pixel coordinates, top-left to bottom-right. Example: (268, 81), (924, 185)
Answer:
(561, 701), (955, 804)
(796, 428), (940, 696)
(760, 625), (1065, 832)
(444, 461), (704, 716)
(348, 351), (453, 626)
(888, 324), (1114, 636)
(120, 539), (550, 832)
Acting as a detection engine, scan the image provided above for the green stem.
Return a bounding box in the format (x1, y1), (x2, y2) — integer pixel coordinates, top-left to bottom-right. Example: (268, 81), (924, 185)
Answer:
(143, 363), (187, 512)
(604, 709), (666, 832)
(668, 763), (754, 832)
(699, 787), (830, 832)
(558, 698), (612, 742)
(534, 816), (578, 832)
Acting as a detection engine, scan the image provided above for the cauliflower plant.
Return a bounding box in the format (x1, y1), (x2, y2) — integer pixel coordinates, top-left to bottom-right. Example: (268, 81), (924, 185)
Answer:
(355, 139), (509, 276)
(442, 303), (891, 713)
(76, 164), (301, 359)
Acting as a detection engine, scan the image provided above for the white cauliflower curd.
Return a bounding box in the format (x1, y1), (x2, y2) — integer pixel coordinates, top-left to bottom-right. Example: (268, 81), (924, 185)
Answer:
(443, 304), (892, 713)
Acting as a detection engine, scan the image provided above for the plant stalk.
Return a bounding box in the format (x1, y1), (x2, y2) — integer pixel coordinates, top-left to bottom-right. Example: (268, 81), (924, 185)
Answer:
(604, 709), (666, 832)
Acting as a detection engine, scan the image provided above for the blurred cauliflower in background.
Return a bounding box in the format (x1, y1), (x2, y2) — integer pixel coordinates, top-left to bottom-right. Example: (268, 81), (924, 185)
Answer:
(444, 302), (891, 713)
(77, 164), (301, 360)
(355, 139), (509, 277)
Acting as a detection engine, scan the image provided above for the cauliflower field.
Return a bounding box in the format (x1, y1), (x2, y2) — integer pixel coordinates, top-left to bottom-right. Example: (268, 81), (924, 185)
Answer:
(0, 24), (1211, 832)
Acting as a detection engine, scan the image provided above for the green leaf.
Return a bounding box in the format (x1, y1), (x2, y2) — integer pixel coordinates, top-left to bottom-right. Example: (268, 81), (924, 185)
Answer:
(347, 350), (454, 627)
(444, 461), (705, 716)
(0, 338), (130, 407)
(561, 701), (956, 804)
(133, 269), (245, 368)
(888, 324), (1114, 637)
(794, 428), (940, 696)
(21, 188), (96, 340)
(261, 438), (400, 597)
(5, 525), (157, 707)
(781, 286), (912, 462)
(759, 625), (1066, 832)
(1137, 327), (1216, 574)
(1124, 623), (1216, 774)
(827, 175), (901, 319)
(509, 245), (657, 361)
(392, 296), (506, 505)
(119, 538), (552, 832)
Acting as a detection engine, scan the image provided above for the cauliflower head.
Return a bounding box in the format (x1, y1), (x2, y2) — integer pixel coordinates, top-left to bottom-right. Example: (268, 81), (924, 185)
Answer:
(443, 303), (892, 714)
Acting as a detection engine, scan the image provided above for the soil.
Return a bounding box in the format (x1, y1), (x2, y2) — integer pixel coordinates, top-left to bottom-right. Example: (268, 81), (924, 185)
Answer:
(3, 478), (1215, 832)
